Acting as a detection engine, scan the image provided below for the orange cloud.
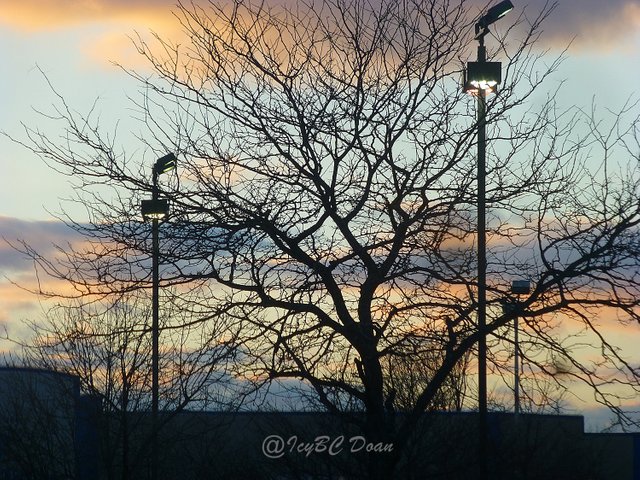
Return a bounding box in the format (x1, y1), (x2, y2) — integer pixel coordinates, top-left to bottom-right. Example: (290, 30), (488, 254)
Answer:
(4, 0), (637, 72)
(0, 1), (175, 30)
(0, 277), (40, 318)
(0, 217), (100, 337)
(0, 0), (183, 68)
(3, 0), (639, 51)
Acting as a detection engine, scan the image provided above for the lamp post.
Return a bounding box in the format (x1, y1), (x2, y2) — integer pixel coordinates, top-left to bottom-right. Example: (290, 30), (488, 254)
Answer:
(141, 152), (176, 480)
(463, 2), (513, 479)
(503, 280), (531, 416)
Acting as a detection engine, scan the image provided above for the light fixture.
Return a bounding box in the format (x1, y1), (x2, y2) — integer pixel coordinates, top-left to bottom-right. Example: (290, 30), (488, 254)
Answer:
(154, 152), (177, 175)
(465, 3), (514, 479)
(141, 199), (170, 220)
(511, 280), (531, 295)
(141, 152), (177, 480)
(506, 279), (530, 418)
(141, 152), (176, 220)
(463, 61), (502, 94)
(476, 0), (514, 35)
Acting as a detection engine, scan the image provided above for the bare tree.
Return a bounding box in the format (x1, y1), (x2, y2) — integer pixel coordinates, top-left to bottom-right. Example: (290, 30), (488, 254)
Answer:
(14, 289), (239, 480)
(9, 0), (640, 477)
(384, 341), (470, 412)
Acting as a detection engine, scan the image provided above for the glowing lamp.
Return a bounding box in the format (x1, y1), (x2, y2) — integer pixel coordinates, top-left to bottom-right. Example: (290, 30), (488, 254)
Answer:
(463, 61), (502, 94)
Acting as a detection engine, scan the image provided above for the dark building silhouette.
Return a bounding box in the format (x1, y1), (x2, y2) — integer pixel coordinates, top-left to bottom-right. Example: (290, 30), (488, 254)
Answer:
(1, 366), (638, 479)
(0, 367), (100, 480)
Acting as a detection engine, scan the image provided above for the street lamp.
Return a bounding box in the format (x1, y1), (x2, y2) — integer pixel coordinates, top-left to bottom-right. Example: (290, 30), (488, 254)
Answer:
(502, 280), (530, 416)
(464, 2), (513, 479)
(141, 152), (176, 480)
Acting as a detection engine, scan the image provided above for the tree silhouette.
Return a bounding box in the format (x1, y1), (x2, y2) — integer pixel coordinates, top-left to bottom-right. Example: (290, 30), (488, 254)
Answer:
(13, 289), (238, 479)
(10, 0), (640, 477)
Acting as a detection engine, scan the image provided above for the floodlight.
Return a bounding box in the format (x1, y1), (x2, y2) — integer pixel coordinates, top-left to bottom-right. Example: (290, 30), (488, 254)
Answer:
(141, 199), (170, 220)
(511, 280), (531, 295)
(477, 0), (514, 30)
(463, 61), (502, 94)
(154, 153), (177, 176)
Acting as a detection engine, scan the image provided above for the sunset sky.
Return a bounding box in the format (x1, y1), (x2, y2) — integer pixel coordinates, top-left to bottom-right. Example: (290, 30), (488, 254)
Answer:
(0, 0), (639, 426)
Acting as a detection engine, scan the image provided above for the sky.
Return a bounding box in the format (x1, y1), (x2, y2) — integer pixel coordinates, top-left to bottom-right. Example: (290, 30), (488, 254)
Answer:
(0, 0), (639, 426)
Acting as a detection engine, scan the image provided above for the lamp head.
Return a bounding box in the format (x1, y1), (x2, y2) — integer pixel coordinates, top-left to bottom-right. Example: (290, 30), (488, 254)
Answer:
(154, 153), (177, 176)
(477, 0), (514, 29)
(463, 61), (502, 95)
(141, 199), (170, 220)
(511, 280), (531, 295)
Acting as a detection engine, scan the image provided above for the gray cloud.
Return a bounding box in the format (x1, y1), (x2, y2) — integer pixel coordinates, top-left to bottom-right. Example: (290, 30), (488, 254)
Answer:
(0, 217), (81, 272)
(511, 0), (640, 51)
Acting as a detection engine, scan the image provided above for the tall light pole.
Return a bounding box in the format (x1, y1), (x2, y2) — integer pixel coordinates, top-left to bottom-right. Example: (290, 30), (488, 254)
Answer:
(503, 280), (530, 416)
(464, 2), (514, 479)
(141, 152), (176, 480)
